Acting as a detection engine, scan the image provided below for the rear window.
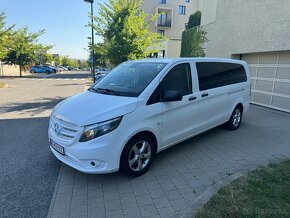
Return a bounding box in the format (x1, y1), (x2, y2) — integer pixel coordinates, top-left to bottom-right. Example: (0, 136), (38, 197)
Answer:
(196, 62), (247, 91)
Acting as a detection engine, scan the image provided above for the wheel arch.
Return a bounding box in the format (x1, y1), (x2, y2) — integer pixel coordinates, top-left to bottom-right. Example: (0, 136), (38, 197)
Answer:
(236, 102), (244, 113)
(119, 130), (158, 167)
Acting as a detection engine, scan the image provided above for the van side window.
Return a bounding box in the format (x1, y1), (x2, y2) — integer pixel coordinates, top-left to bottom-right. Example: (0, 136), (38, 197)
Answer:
(161, 63), (192, 96)
(147, 63), (192, 105)
(196, 62), (247, 91)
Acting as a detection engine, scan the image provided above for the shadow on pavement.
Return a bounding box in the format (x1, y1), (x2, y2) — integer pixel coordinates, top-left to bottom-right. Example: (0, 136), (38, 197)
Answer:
(0, 97), (64, 115)
(0, 117), (60, 218)
(51, 73), (89, 79)
(55, 83), (82, 87)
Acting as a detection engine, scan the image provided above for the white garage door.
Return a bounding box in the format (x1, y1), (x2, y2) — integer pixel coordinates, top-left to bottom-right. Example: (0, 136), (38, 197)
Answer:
(243, 52), (290, 113)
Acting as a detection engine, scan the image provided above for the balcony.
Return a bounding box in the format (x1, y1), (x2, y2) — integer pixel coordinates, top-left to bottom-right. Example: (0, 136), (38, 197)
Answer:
(157, 21), (172, 27)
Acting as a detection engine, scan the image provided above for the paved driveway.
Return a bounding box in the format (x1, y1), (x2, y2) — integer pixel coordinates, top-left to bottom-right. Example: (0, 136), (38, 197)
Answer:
(48, 105), (290, 218)
(0, 71), (88, 218)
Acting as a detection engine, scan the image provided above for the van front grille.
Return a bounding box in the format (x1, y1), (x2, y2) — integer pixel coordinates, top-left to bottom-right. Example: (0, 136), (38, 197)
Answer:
(50, 115), (80, 144)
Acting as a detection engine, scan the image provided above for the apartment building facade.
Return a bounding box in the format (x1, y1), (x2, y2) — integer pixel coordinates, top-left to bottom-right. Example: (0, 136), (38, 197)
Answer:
(141, 0), (202, 58)
(201, 0), (290, 113)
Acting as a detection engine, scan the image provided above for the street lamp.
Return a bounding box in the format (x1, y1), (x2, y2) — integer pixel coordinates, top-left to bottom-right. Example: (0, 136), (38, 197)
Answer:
(84, 0), (95, 83)
(87, 37), (93, 74)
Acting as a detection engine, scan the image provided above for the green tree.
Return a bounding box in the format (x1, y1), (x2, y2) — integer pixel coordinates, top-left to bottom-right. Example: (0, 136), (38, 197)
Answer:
(62, 56), (73, 67)
(92, 0), (162, 66)
(53, 55), (62, 66)
(0, 12), (14, 62)
(187, 11), (201, 29)
(180, 26), (207, 57)
(93, 42), (107, 67)
(36, 52), (53, 64)
(3, 27), (51, 76)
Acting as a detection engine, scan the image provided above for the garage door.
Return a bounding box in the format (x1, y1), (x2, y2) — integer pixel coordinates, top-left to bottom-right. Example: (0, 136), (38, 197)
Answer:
(243, 52), (290, 113)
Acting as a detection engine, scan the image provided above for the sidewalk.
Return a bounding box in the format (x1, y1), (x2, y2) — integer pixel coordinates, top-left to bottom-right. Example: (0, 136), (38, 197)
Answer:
(47, 105), (290, 218)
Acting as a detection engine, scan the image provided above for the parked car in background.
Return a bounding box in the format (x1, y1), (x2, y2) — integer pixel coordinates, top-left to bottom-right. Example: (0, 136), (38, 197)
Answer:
(94, 74), (105, 82)
(95, 68), (109, 75)
(49, 58), (250, 177)
(58, 66), (67, 71)
(30, 65), (54, 74)
(67, 67), (76, 71)
(44, 65), (58, 73)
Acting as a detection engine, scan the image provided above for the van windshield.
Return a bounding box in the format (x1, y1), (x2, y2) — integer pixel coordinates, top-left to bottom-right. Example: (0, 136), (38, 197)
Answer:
(90, 62), (167, 97)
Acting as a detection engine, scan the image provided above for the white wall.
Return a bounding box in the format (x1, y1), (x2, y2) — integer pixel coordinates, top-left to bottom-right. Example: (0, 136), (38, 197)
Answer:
(200, 0), (217, 26)
(201, 0), (290, 58)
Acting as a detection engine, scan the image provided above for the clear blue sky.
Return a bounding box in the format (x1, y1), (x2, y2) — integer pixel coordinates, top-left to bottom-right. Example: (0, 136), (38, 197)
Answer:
(0, 0), (107, 59)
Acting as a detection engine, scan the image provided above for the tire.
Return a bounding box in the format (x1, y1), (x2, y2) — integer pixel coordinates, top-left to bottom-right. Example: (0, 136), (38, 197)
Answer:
(226, 106), (243, 130)
(31, 70), (35, 73)
(46, 70), (50, 74)
(120, 134), (156, 177)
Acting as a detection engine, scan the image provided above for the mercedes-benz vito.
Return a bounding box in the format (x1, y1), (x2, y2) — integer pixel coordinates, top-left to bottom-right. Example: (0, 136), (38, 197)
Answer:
(49, 58), (250, 176)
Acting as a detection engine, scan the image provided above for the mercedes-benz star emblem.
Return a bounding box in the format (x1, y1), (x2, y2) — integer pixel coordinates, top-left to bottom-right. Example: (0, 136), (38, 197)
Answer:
(54, 123), (62, 135)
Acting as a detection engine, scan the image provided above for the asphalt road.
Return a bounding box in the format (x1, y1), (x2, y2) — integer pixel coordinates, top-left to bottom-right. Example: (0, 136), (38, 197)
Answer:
(0, 71), (89, 217)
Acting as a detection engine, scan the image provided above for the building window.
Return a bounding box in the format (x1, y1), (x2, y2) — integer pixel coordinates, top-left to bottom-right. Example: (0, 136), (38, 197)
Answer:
(157, 29), (165, 36)
(185, 0), (190, 3)
(159, 0), (166, 4)
(158, 13), (169, 26)
(178, 6), (186, 15)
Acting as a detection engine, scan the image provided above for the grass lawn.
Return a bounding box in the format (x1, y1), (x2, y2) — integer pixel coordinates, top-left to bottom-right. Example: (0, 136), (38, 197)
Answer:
(196, 160), (290, 218)
(0, 81), (7, 88)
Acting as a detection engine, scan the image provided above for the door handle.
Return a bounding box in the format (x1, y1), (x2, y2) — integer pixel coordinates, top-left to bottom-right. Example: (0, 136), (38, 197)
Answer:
(201, 93), (209, 98)
(188, 96), (197, 101)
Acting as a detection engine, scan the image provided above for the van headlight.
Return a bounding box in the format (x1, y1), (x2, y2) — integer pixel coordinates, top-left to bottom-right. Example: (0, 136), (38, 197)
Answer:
(79, 117), (122, 142)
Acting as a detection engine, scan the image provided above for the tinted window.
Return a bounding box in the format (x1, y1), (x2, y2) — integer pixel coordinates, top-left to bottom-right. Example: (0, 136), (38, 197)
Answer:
(196, 62), (247, 91)
(147, 63), (192, 105)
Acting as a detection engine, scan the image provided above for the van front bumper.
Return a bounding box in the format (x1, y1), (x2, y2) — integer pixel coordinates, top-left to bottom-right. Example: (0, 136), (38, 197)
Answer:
(49, 131), (126, 174)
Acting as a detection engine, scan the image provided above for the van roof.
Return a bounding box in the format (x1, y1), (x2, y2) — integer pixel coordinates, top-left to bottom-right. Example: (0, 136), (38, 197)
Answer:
(134, 57), (247, 65)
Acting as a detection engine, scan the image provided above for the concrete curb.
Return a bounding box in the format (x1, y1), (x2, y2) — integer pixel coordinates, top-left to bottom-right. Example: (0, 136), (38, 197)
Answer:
(83, 83), (92, 92)
(182, 170), (245, 218)
(47, 164), (63, 218)
(83, 76), (93, 91)
(182, 157), (289, 218)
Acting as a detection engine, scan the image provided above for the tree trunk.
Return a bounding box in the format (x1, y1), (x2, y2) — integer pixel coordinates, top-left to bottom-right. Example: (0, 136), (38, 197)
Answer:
(19, 65), (22, 77)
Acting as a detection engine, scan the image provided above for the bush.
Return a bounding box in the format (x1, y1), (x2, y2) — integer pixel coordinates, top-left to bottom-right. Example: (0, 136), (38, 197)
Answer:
(180, 26), (207, 57)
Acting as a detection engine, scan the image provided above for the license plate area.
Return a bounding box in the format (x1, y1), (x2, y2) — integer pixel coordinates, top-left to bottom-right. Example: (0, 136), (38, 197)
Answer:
(50, 139), (65, 155)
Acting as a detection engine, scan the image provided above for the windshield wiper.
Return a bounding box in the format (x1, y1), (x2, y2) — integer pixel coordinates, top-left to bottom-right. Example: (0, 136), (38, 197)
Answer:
(88, 87), (98, 93)
(95, 88), (120, 96)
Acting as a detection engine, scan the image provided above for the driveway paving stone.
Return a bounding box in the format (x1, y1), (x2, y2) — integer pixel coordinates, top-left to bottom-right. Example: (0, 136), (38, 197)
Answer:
(48, 105), (290, 218)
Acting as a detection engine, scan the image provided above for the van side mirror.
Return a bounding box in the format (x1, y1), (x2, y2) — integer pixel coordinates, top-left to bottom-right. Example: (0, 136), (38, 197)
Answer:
(161, 90), (183, 102)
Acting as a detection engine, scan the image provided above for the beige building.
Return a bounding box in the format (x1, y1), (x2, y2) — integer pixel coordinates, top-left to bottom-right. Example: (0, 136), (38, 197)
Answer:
(0, 63), (20, 76)
(141, 0), (202, 58)
(201, 0), (290, 112)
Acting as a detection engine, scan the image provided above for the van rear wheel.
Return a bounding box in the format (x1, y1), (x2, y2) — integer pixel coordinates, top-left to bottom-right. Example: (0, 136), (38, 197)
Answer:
(120, 134), (156, 177)
(226, 106), (243, 130)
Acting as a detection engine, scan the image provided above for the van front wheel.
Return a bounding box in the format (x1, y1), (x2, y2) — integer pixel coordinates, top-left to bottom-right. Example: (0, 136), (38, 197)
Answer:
(120, 135), (156, 177)
(226, 106), (243, 130)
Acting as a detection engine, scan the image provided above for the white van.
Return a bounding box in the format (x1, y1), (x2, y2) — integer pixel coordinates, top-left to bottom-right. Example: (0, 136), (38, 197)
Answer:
(49, 58), (250, 176)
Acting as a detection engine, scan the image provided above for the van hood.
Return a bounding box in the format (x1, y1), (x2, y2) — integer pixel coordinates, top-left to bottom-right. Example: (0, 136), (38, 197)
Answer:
(52, 91), (139, 126)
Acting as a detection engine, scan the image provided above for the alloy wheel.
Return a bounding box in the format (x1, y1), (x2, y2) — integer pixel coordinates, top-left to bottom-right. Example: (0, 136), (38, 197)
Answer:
(232, 108), (241, 127)
(128, 140), (151, 172)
